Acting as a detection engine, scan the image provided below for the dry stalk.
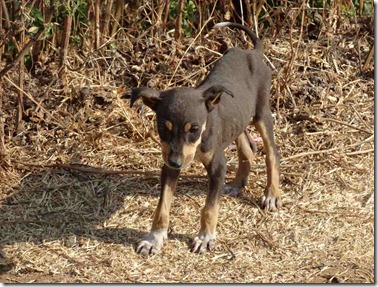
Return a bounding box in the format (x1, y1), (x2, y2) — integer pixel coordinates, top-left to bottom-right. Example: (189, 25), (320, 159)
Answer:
(111, 0), (124, 38)
(0, 0), (20, 53)
(168, 1), (218, 86)
(245, 0), (253, 28)
(0, 1), (2, 60)
(362, 45), (374, 72)
(174, 0), (184, 41)
(350, 104), (372, 131)
(2, 75), (69, 129)
(16, 0), (25, 134)
(102, 0), (113, 39)
(163, 0), (170, 30)
(0, 83), (6, 162)
(154, 0), (165, 35)
(94, 0), (101, 50)
(281, 135), (374, 162)
(319, 117), (373, 135)
(0, 28), (44, 78)
(59, 0), (73, 83)
(345, 148), (374, 156)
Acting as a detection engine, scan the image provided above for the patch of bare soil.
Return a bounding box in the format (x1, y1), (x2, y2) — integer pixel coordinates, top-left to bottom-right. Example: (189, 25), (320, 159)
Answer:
(0, 17), (374, 283)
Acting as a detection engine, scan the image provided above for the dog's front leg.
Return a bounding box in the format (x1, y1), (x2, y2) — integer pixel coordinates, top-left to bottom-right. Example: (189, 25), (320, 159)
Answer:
(136, 165), (180, 255)
(191, 151), (226, 253)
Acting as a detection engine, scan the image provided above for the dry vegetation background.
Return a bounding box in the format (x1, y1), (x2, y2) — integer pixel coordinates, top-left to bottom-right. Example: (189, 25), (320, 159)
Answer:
(0, 0), (374, 283)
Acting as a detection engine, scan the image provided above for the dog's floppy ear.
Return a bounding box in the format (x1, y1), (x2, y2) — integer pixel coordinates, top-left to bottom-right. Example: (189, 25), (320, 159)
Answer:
(202, 85), (234, 111)
(130, 87), (162, 111)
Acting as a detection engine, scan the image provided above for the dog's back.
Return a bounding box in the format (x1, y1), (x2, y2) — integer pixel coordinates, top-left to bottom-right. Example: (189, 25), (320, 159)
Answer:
(198, 25), (271, 148)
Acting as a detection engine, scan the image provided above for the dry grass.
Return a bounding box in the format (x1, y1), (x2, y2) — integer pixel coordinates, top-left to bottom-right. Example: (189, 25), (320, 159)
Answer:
(0, 11), (374, 283)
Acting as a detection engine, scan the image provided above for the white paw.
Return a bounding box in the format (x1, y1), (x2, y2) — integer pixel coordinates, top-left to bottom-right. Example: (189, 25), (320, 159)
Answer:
(190, 232), (216, 253)
(136, 229), (167, 255)
(261, 195), (282, 211)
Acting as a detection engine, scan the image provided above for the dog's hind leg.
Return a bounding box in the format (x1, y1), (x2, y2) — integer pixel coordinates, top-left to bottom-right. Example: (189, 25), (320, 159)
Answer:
(253, 113), (281, 211)
(224, 131), (255, 196)
(136, 165), (180, 255)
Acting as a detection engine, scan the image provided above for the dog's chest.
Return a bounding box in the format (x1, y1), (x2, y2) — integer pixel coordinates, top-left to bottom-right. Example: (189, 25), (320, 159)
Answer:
(202, 107), (251, 149)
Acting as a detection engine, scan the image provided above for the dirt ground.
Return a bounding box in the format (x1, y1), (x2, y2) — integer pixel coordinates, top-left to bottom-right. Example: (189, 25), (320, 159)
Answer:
(0, 15), (374, 283)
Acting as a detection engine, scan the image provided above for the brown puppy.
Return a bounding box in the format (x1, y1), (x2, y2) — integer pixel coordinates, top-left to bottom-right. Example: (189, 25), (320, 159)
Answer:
(130, 22), (281, 255)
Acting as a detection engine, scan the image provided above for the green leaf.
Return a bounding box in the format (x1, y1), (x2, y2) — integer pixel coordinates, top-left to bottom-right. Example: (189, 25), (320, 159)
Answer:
(27, 26), (39, 34)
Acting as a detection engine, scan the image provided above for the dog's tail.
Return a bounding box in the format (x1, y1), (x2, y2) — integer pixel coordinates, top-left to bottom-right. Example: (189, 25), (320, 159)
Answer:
(213, 22), (264, 53)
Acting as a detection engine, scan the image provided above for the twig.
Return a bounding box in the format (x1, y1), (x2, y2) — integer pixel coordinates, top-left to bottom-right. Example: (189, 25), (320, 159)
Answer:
(281, 135), (374, 162)
(2, 75), (69, 130)
(111, 0), (124, 37)
(171, 57), (219, 85)
(281, 0), (306, 91)
(58, 0), (73, 82)
(345, 148), (374, 156)
(296, 206), (368, 218)
(16, 0), (26, 134)
(168, 0), (218, 86)
(0, 1), (3, 61)
(102, 0), (113, 39)
(362, 44), (374, 72)
(183, 193), (201, 207)
(318, 117), (373, 135)
(0, 28), (44, 78)
(94, 0), (101, 50)
(0, 83), (6, 162)
(295, 113), (372, 135)
(163, 0), (170, 31)
(239, 0), (244, 26)
(174, 0), (184, 41)
(0, 0), (20, 53)
(350, 104), (372, 131)
(195, 45), (223, 56)
(264, 54), (278, 73)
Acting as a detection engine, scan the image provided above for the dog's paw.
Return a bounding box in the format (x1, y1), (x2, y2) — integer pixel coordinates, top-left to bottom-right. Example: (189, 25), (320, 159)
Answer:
(223, 184), (242, 197)
(261, 195), (282, 211)
(136, 229), (167, 255)
(190, 233), (216, 253)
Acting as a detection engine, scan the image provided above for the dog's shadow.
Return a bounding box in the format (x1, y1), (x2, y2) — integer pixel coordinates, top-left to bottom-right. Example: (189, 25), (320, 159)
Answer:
(0, 166), (260, 274)
(0, 167), (198, 274)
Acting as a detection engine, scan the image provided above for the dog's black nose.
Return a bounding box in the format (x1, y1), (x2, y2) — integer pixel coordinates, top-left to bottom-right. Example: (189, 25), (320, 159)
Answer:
(168, 158), (182, 169)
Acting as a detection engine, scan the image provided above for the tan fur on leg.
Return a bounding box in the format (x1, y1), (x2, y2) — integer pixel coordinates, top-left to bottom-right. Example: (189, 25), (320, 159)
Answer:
(254, 120), (281, 210)
(230, 132), (255, 188)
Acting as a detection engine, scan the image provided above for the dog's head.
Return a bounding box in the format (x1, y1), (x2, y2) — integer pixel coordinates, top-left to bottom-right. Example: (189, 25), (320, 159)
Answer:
(130, 85), (233, 170)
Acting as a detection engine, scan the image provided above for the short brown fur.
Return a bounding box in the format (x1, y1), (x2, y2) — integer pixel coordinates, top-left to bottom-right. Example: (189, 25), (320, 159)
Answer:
(130, 22), (281, 255)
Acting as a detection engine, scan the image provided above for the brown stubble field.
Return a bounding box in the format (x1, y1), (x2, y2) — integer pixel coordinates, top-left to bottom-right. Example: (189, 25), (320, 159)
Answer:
(0, 5), (374, 284)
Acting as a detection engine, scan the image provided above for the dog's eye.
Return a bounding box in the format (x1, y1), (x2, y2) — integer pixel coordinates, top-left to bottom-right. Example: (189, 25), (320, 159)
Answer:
(189, 126), (199, 134)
